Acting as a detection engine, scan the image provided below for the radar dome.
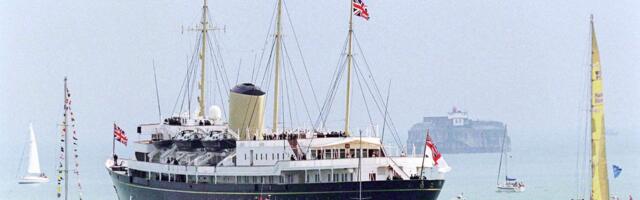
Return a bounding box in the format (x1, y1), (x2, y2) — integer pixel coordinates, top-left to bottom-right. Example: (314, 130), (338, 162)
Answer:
(209, 105), (222, 121)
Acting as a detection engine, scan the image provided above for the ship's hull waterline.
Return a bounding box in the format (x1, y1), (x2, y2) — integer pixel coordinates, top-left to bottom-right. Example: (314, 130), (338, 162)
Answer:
(109, 170), (444, 200)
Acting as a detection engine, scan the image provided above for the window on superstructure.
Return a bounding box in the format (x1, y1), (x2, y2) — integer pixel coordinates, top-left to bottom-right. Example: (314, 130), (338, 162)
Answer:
(339, 149), (346, 158)
(272, 153), (274, 160)
(277, 153), (280, 160)
(325, 150), (331, 159)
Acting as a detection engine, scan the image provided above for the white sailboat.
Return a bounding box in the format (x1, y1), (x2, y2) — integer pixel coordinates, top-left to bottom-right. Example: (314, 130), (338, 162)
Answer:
(496, 126), (525, 192)
(18, 123), (49, 184)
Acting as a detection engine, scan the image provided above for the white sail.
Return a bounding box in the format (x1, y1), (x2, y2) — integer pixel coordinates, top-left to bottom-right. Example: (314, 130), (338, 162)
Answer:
(27, 123), (41, 174)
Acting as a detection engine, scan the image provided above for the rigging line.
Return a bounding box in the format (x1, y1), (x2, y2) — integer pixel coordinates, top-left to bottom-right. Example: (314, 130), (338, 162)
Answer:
(281, 56), (295, 129)
(314, 35), (350, 128)
(578, 21), (594, 198)
(186, 51), (199, 117)
(304, 60), (348, 153)
(184, 35), (205, 116)
(152, 60), (163, 122)
(259, 39), (277, 88)
(319, 62), (344, 128)
(323, 59), (347, 127)
(352, 33), (390, 119)
(282, 0), (321, 112)
(206, 33), (231, 92)
(172, 36), (203, 115)
(15, 140), (28, 179)
(380, 80), (391, 145)
(252, 1), (279, 83)
(206, 35), (229, 117)
(497, 125), (507, 185)
(235, 59), (242, 85)
(282, 40), (316, 130)
(284, 56), (302, 129)
(353, 58), (402, 148)
(240, 39), (275, 133)
(249, 52), (259, 84)
(356, 63), (402, 149)
(208, 33), (232, 91)
(281, 60), (289, 130)
(353, 62), (375, 129)
(204, 6), (231, 91)
(318, 58), (346, 128)
(352, 34), (390, 117)
(239, 40), (275, 135)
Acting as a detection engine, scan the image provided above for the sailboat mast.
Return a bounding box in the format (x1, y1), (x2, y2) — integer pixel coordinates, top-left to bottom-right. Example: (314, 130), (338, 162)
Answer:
(272, 0), (283, 133)
(344, 0), (354, 136)
(198, 0), (209, 118)
(496, 125), (507, 185)
(589, 15), (610, 200)
(63, 77), (69, 200)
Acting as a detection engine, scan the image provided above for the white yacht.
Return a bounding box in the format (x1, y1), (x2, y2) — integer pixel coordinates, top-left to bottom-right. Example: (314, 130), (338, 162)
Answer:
(18, 123), (49, 184)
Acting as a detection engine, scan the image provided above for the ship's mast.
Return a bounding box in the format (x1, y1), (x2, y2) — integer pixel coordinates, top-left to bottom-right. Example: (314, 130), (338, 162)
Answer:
(344, 0), (354, 136)
(272, 0), (283, 133)
(197, 0), (209, 118)
(63, 77), (69, 200)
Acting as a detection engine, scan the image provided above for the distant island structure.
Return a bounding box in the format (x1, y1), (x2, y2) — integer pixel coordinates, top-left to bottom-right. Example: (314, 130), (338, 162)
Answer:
(407, 107), (511, 154)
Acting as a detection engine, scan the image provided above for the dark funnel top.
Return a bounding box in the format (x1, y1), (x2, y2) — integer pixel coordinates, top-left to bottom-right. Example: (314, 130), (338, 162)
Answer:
(231, 83), (265, 96)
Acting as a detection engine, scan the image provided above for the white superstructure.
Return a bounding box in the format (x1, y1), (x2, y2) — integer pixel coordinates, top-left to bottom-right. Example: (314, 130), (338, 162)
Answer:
(114, 119), (436, 185)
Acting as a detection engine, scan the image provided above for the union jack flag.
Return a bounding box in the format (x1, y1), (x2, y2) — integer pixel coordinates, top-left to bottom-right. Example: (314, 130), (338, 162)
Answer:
(352, 0), (370, 21)
(114, 123), (127, 146)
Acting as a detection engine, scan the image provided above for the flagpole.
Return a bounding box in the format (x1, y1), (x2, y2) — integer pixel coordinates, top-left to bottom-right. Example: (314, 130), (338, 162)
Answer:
(344, 0), (354, 137)
(112, 123), (116, 159)
(420, 130), (428, 180)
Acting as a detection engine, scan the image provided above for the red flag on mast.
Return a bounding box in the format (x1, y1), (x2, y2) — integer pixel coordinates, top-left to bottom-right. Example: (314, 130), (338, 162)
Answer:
(425, 130), (442, 165)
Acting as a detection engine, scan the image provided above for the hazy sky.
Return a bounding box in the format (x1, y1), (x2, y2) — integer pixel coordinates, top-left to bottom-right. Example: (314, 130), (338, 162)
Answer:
(1, 0), (638, 153)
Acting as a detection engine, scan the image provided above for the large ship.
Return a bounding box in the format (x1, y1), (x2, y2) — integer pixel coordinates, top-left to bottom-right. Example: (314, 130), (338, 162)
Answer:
(106, 1), (446, 199)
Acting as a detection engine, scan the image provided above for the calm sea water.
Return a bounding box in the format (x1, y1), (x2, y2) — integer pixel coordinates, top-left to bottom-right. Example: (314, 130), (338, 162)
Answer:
(1, 130), (637, 200)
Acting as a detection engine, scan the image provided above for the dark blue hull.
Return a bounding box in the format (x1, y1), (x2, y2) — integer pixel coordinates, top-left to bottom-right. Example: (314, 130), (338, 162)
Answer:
(109, 171), (444, 200)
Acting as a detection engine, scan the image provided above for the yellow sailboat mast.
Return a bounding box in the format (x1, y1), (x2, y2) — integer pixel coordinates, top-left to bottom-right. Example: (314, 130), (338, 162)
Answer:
(272, 0), (283, 133)
(197, 0), (209, 118)
(344, 0), (354, 136)
(589, 15), (610, 200)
